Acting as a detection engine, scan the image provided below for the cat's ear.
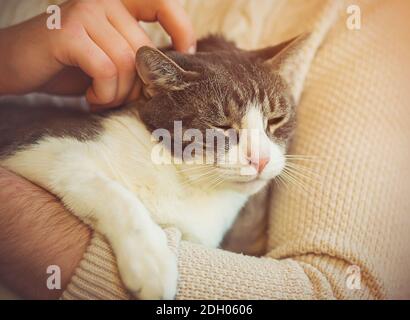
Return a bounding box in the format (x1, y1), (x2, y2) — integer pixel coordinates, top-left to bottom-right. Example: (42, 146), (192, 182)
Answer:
(136, 46), (199, 98)
(247, 33), (310, 75)
(246, 36), (299, 62)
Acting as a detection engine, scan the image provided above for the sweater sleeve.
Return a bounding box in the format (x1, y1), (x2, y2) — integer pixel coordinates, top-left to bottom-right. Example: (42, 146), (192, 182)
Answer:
(61, 229), (374, 300)
(59, 230), (313, 300)
(62, 0), (410, 300)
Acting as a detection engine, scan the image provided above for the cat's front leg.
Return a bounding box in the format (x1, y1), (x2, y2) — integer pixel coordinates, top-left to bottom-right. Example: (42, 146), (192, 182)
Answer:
(49, 166), (178, 300)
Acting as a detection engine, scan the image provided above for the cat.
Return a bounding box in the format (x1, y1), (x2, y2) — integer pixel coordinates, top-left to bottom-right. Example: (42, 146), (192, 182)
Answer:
(0, 35), (305, 299)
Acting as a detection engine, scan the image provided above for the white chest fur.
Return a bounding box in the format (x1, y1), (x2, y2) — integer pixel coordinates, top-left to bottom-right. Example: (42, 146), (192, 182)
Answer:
(98, 114), (249, 247)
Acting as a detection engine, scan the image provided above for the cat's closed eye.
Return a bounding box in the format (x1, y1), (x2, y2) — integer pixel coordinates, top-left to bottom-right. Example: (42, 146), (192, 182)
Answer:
(267, 116), (286, 128)
(215, 125), (233, 131)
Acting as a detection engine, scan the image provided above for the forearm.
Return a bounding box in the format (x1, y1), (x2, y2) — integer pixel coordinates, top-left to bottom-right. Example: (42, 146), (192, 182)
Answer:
(0, 167), (90, 299)
(0, 14), (58, 96)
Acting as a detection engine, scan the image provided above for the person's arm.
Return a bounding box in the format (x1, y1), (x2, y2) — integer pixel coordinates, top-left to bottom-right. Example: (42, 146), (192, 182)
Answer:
(0, 167), (91, 299)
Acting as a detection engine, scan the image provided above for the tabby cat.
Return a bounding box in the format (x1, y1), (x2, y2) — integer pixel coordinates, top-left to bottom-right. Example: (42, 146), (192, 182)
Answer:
(0, 35), (305, 299)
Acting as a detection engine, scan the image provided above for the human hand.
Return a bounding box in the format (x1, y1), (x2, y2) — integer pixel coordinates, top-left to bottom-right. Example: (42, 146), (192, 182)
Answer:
(0, 0), (196, 110)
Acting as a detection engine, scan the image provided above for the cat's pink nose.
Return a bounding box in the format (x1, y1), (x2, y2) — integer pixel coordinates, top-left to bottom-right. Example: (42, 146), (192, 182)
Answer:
(249, 156), (270, 174)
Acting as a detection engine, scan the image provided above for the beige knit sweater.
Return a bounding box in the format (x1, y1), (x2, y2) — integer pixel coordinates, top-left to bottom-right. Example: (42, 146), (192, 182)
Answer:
(2, 0), (409, 300)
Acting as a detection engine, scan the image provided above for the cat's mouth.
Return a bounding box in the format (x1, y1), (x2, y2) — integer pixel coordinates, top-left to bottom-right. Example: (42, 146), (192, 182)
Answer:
(232, 174), (270, 184)
(219, 169), (272, 184)
(227, 175), (271, 194)
(213, 163), (276, 183)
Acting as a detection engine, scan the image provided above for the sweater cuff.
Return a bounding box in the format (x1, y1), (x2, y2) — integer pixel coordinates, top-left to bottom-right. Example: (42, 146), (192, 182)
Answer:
(60, 228), (182, 300)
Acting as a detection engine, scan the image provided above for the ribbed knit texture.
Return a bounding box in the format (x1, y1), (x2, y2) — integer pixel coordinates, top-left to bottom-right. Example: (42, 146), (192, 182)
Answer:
(2, 0), (408, 300)
(61, 229), (182, 300)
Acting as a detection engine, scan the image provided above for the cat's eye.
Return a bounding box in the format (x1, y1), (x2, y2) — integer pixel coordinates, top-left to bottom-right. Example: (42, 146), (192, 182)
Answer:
(268, 116), (285, 127)
(215, 125), (232, 131)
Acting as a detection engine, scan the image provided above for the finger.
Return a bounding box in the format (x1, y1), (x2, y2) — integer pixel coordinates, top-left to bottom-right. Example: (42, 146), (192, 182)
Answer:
(125, 0), (196, 53)
(90, 78), (142, 111)
(84, 15), (136, 107)
(156, 0), (196, 53)
(68, 30), (118, 105)
(125, 78), (143, 103)
(106, 1), (154, 52)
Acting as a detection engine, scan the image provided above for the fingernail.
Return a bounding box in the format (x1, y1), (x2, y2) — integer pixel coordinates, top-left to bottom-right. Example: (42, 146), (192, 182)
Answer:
(188, 45), (196, 55)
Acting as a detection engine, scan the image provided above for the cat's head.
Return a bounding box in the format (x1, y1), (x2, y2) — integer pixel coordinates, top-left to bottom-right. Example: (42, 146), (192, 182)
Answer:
(136, 35), (306, 194)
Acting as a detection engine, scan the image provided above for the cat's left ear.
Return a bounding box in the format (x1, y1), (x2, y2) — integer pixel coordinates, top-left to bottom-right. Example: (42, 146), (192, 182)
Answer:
(136, 46), (200, 98)
(247, 33), (310, 75)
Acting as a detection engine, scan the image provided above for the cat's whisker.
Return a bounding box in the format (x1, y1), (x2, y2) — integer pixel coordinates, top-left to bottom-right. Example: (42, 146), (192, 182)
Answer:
(285, 154), (321, 159)
(180, 172), (213, 188)
(210, 173), (235, 191)
(280, 172), (309, 195)
(206, 174), (225, 192)
(285, 155), (326, 165)
(285, 161), (319, 173)
(285, 159), (323, 166)
(177, 164), (214, 173)
(178, 168), (212, 175)
(285, 154), (319, 158)
(179, 170), (214, 180)
(283, 169), (321, 188)
(209, 178), (225, 191)
(276, 174), (290, 191)
(273, 175), (282, 188)
(282, 169), (309, 188)
(179, 167), (219, 188)
(284, 164), (323, 183)
(280, 170), (313, 196)
(281, 177), (292, 191)
(285, 162), (322, 178)
(283, 167), (313, 185)
(193, 171), (222, 192)
(285, 157), (323, 163)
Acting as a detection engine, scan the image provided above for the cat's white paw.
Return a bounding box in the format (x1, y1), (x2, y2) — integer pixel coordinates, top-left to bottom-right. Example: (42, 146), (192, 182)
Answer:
(116, 228), (178, 300)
